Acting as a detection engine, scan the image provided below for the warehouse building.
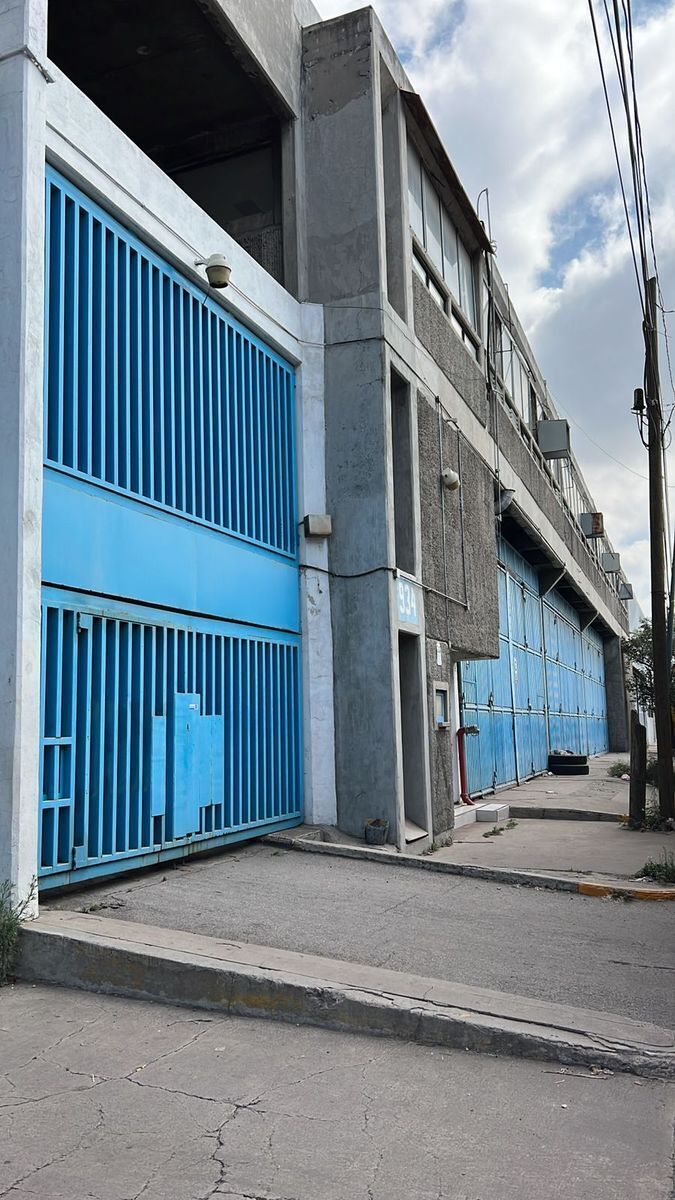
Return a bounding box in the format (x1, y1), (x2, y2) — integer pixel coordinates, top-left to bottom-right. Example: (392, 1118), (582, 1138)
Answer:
(0, 0), (631, 900)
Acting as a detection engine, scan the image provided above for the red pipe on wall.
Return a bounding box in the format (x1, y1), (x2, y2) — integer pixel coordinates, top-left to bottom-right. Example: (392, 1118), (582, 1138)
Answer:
(456, 725), (479, 805)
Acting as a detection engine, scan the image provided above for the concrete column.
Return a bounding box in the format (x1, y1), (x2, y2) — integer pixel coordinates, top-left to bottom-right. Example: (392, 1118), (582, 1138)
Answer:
(604, 635), (629, 753)
(297, 304), (337, 826)
(0, 0), (47, 911)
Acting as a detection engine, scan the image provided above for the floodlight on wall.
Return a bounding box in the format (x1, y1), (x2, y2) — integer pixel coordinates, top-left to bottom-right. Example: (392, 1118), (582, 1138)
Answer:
(536, 419), (571, 460)
(441, 467), (460, 491)
(495, 487), (516, 515)
(195, 253), (231, 289)
(601, 551), (621, 574)
(580, 512), (604, 539)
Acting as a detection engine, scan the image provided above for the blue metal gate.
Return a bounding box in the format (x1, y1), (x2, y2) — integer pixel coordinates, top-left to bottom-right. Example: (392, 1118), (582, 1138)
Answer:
(461, 539), (608, 797)
(39, 168), (302, 886)
(543, 590), (608, 757)
(461, 548), (547, 793)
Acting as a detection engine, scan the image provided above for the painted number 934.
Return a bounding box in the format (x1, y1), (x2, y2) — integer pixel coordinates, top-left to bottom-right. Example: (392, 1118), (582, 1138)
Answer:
(397, 579), (418, 625)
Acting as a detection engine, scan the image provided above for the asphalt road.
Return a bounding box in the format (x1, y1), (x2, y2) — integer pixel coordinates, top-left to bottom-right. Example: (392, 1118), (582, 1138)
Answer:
(47, 842), (675, 1028)
(1, 984), (673, 1200)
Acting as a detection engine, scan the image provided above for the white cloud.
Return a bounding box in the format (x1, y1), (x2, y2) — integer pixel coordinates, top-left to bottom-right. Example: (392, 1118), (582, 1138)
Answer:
(318, 0), (675, 613)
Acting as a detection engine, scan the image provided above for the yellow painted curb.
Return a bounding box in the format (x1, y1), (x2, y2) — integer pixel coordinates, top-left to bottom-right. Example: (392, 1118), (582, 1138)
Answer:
(578, 882), (675, 901)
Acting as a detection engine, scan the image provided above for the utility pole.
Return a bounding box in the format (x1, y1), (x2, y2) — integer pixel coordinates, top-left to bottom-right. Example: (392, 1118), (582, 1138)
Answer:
(646, 276), (674, 819)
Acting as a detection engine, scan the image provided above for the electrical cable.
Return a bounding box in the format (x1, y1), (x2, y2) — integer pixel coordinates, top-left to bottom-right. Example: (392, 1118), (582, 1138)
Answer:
(587, 0), (645, 314)
(621, 0), (675, 414)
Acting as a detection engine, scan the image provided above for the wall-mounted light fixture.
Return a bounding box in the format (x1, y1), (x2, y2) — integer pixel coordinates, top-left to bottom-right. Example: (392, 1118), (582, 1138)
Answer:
(195, 253), (231, 289)
(441, 467), (460, 491)
(495, 486), (515, 515)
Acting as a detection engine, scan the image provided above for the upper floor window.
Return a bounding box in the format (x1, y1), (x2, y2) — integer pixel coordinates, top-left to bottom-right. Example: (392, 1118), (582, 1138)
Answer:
(407, 139), (477, 332)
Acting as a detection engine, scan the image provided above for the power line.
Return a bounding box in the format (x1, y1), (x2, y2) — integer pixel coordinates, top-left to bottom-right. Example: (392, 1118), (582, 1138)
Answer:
(620, 0), (675, 411)
(587, 0), (645, 314)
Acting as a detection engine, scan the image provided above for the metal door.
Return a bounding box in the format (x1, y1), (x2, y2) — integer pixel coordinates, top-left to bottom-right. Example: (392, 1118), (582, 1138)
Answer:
(39, 169), (302, 886)
(460, 547), (547, 796)
(543, 590), (608, 756)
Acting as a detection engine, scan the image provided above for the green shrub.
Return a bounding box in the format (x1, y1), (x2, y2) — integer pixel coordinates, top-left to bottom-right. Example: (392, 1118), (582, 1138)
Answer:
(608, 757), (658, 785)
(0, 878), (37, 985)
(637, 851), (675, 885)
(607, 760), (630, 778)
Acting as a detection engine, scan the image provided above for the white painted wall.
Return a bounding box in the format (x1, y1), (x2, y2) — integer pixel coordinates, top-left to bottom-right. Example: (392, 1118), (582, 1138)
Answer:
(0, 0), (47, 913)
(297, 304), (337, 826)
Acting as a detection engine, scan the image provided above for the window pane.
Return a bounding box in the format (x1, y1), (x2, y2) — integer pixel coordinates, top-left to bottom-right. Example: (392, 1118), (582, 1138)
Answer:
(513, 357), (524, 416)
(458, 238), (476, 326)
(494, 314), (503, 370)
(501, 329), (514, 396)
(442, 208), (459, 299)
(481, 280), (489, 346)
(412, 251), (426, 282)
(407, 140), (424, 242)
(423, 170), (442, 272)
(428, 274), (445, 309)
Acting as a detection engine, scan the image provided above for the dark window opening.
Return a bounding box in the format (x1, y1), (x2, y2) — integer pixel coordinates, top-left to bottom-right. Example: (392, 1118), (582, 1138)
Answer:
(390, 370), (416, 575)
(48, 0), (288, 284)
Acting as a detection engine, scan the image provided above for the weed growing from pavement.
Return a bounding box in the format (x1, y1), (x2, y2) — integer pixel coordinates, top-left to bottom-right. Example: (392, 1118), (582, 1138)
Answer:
(608, 758), (659, 786)
(0, 877), (37, 985)
(607, 760), (631, 778)
(637, 851), (675, 884)
(482, 825), (504, 838)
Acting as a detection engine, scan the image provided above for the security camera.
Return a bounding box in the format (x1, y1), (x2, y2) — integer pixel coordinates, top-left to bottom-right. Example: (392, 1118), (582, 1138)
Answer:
(441, 467), (460, 491)
(195, 253), (231, 289)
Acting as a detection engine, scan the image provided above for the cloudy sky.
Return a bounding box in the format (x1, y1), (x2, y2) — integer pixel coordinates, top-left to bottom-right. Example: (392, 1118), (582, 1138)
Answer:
(320, 0), (675, 615)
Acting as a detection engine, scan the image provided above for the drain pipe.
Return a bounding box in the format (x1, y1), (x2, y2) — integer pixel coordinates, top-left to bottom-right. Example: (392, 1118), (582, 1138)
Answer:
(457, 724), (479, 805)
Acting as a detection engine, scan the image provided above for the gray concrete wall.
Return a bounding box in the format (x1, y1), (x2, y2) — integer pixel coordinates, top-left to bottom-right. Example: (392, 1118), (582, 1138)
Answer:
(0, 0), (47, 912)
(413, 276), (488, 426)
(417, 392), (500, 662)
(324, 338), (399, 838)
(204, 0), (320, 117)
(302, 10), (384, 306)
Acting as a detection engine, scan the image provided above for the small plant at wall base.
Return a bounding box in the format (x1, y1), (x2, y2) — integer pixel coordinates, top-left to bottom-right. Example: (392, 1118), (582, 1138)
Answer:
(637, 851), (675, 885)
(0, 878), (37, 985)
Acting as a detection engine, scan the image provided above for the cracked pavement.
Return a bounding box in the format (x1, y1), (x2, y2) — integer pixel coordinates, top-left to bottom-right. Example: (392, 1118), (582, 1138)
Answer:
(1, 984), (673, 1199)
(46, 842), (675, 1027)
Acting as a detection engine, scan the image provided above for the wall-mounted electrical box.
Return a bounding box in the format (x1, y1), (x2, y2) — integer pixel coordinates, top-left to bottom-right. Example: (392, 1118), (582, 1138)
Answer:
(536, 419), (571, 460)
(303, 514), (332, 538)
(434, 683), (450, 730)
(580, 512), (604, 538)
(601, 551), (621, 574)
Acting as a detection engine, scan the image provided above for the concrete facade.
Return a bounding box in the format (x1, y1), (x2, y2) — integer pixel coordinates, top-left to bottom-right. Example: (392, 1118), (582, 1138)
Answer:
(1, 0), (631, 900)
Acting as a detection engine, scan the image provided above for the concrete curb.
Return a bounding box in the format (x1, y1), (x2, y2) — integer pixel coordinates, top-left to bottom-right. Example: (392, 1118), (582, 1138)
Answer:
(263, 832), (675, 901)
(507, 806), (622, 823)
(17, 912), (675, 1080)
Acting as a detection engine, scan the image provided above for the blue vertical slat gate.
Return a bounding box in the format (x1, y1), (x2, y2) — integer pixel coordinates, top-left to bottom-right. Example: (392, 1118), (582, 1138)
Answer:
(39, 169), (302, 886)
(460, 539), (609, 798)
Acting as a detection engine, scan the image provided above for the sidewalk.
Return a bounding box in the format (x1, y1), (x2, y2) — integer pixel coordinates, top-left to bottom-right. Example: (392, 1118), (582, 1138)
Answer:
(3, 982), (673, 1200)
(432, 751), (674, 892)
(496, 751), (632, 819)
(270, 752), (674, 898)
(43, 842), (675, 1027)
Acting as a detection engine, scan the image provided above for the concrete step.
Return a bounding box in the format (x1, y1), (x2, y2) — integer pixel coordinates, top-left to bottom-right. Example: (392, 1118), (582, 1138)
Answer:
(476, 803), (510, 823)
(453, 805), (477, 828)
